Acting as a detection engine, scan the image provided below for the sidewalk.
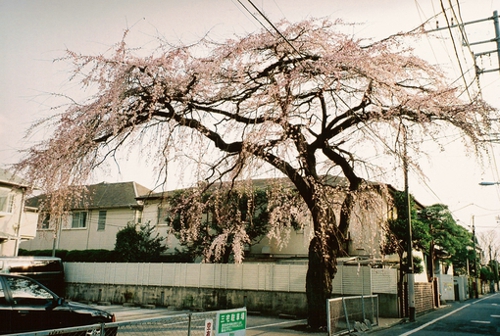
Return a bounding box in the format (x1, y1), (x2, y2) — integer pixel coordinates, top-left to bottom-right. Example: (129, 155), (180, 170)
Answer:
(244, 316), (403, 335)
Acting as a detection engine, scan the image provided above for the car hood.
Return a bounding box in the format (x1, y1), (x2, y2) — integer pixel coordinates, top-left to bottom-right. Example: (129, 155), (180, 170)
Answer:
(63, 300), (115, 321)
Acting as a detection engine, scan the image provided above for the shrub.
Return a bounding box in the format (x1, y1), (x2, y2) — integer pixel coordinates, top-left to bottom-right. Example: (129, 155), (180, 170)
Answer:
(114, 222), (167, 262)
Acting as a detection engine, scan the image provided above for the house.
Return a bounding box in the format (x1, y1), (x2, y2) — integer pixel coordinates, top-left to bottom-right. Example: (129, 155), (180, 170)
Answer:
(137, 176), (402, 262)
(0, 168), (37, 256)
(249, 177), (398, 261)
(137, 191), (182, 255)
(20, 181), (152, 252)
(21, 176), (424, 269)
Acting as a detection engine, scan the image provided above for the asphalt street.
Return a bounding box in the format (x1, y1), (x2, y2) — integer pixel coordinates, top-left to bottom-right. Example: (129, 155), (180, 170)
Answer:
(370, 293), (500, 336)
(90, 294), (500, 335)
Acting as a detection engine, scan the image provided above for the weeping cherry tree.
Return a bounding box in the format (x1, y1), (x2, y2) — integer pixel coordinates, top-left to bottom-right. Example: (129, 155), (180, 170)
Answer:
(16, 19), (496, 328)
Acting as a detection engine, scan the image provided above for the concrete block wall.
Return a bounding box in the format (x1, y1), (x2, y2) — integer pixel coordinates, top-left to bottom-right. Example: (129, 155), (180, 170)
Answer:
(65, 283), (309, 317)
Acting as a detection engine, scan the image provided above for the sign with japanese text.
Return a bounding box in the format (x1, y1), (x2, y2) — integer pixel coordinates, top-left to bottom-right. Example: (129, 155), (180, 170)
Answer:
(205, 318), (213, 336)
(216, 307), (246, 336)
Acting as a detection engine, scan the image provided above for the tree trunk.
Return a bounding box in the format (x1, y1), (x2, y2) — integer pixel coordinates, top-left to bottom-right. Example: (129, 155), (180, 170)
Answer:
(290, 177), (349, 329)
(306, 221), (338, 329)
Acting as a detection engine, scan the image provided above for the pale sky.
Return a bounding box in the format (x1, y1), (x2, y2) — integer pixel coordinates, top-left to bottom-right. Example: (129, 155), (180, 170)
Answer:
(1, 0), (500, 233)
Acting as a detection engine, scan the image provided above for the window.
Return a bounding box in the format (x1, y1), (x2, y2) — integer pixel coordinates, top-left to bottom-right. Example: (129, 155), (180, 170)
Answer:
(40, 213), (50, 229)
(6, 276), (53, 306)
(71, 211), (87, 228)
(0, 277), (5, 305)
(98, 210), (107, 231)
(0, 189), (14, 214)
(157, 206), (171, 225)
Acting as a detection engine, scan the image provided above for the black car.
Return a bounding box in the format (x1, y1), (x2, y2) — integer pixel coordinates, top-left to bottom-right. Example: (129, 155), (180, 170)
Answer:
(0, 273), (116, 335)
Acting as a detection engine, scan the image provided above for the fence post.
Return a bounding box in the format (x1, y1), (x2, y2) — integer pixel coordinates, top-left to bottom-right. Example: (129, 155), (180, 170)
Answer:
(187, 312), (192, 336)
(342, 297), (351, 333)
(361, 295), (365, 322)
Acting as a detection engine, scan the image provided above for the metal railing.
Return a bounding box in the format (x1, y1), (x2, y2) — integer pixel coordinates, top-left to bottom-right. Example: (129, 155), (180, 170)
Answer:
(326, 295), (379, 335)
(7, 310), (222, 336)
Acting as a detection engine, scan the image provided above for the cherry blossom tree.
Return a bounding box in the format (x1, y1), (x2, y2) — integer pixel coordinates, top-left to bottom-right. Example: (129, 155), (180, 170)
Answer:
(169, 184), (272, 263)
(16, 19), (496, 328)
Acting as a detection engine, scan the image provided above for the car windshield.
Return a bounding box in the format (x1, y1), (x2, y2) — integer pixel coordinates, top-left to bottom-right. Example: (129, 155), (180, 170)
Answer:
(0, 277), (5, 305)
(6, 276), (54, 306)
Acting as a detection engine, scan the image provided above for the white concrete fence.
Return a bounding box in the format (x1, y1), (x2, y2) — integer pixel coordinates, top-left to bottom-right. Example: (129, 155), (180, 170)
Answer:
(64, 262), (398, 295)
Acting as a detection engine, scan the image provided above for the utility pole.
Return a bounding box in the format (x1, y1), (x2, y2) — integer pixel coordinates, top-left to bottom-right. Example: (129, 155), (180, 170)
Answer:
(426, 10), (500, 75)
(488, 245), (499, 293)
(496, 259), (499, 292)
(472, 217), (479, 299)
(403, 126), (416, 321)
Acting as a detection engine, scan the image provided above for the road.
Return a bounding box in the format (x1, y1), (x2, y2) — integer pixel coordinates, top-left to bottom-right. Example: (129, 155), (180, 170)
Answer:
(93, 295), (500, 336)
(371, 293), (500, 336)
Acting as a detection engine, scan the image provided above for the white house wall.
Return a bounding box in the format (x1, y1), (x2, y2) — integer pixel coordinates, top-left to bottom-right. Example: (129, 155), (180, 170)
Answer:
(21, 208), (138, 251)
(250, 229), (311, 257)
(81, 208), (135, 250)
(19, 229), (54, 251)
(20, 210), (38, 239)
(0, 186), (37, 256)
(141, 200), (182, 254)
(249, 189), (389, 259)
(0, 188), (23, 236)
(347, 191), (388, 259)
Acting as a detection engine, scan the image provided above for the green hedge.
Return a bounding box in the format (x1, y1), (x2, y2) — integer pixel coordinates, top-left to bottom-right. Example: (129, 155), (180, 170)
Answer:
(18, 249), (193, 263)
(18, 249), (118, 262)
(18, 249), (69, 259)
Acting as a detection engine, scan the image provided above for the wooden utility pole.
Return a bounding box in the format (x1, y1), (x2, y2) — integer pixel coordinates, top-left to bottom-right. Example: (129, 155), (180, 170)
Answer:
(472, 217), (479, 299)
(403, 125), (416, 321)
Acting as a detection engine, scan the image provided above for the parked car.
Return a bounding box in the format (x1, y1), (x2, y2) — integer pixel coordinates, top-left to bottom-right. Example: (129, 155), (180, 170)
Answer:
(0, 273), (116, 335)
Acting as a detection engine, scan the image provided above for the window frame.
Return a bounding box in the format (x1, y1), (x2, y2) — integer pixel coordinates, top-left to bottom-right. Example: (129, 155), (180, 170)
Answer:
(0, 191), (14, 214)
(5, 276), (54, 306)
(71, 211), (87, 229)
(97, 210), (107, 231)
(157, 206), (172, 226)
(39, 213), (51, 230)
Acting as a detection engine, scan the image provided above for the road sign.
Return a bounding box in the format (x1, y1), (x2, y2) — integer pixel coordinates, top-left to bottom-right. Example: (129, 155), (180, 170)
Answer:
(216, 307), (246, 336)
(205, 318), (214, 336)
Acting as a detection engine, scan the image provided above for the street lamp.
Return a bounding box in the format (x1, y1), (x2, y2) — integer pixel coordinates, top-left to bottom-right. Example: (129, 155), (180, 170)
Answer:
(479, 181), (500, 186)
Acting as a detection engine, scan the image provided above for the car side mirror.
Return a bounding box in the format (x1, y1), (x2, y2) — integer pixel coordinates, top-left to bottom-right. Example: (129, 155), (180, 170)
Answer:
(47, 297), (64, 310)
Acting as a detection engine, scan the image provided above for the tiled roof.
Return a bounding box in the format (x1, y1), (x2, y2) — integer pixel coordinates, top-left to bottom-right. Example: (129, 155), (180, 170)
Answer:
(27, 181), (152, 210)
(134, 176), (422, 207)
(81, 181), (151, 209)
(137, 175), (374, 199)
(0, 168), (29, 188)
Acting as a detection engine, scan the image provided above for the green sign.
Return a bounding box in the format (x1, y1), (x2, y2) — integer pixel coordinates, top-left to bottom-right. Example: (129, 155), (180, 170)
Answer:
(217, 308), (247, 336)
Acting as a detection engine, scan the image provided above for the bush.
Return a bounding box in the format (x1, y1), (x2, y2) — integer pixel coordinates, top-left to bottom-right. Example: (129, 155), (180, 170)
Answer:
(18, 249), (117, 262)
(114, 223), (167, 262)
(65, 249), (119, 262)
(18, 248), (191, 263)
(480, 266), (494, 281)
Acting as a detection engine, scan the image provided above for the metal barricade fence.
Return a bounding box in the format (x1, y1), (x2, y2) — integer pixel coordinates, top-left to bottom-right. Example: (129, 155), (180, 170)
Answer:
(7, 310), (220, 336)
(326, 295), (379, 335)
